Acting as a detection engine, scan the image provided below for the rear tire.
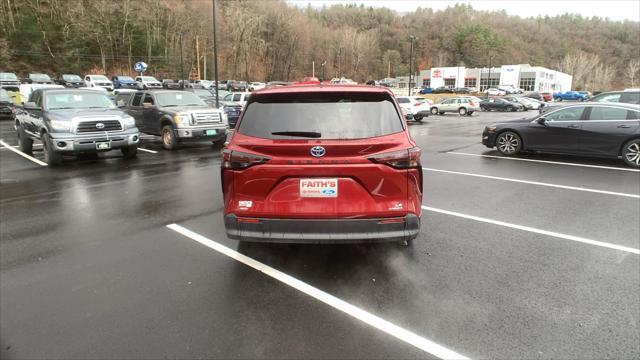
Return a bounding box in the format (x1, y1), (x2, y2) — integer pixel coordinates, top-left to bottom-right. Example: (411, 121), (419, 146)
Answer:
(414, 115), (423, 122)
(458, 107), (467, 116)
(622, 138), (640, 168)
(16, 123), (33, 154)
(121, 145), (138, 159)
(430, 107), (438, 115)
(42, 134), (63, 166)
(496, 131), (522, 156)
(161, 124), (177, 150)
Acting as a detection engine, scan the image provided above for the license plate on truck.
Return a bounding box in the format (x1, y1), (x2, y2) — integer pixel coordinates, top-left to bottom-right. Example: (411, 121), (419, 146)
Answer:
(300, 178), (338, 198)
(205, 129), (217, 136)
(95, 141), (111, 150)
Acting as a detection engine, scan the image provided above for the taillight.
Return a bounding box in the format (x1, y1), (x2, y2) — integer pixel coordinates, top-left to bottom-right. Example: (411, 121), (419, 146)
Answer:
(222, 149), (270, 169)
(367, 147), (421, 169)
(414, 102), (422, 106)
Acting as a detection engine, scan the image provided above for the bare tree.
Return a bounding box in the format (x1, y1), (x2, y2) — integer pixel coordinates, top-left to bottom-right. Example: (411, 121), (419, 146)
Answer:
(626, 60), (640, 88)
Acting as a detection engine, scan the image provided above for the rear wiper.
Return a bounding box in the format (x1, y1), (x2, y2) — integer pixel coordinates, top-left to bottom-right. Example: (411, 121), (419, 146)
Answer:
(271, 131), (322, 138)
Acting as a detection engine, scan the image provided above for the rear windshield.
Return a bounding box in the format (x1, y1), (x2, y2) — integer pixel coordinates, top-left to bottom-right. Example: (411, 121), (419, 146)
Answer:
(238, 91), (403, 140)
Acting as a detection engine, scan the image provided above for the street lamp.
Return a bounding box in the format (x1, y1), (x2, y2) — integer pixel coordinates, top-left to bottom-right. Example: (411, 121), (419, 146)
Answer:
(321, 60), (326, 82)
(212, 0), (219, 107)
(408, 35), (416, 96)
(179, 32), (185, 84)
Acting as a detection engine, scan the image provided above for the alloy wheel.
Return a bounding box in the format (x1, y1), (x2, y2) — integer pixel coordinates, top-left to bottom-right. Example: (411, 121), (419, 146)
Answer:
(625, 142), (640, 166)
(497, 133), (520, 154)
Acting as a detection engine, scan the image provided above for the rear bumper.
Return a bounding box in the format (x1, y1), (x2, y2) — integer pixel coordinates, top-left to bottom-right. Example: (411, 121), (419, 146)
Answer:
(224, 214), (420, 243)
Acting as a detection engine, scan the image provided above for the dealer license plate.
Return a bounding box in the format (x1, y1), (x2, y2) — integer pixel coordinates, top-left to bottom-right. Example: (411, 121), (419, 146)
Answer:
(205, 129), (218, 136)
(96, 141), (111, 150)
(300, 178), (338, 198)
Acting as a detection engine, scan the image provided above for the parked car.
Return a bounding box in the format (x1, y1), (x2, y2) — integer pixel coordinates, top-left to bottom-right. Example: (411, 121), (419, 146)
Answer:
(194, 80), (215, 90)
(484, 88), (506, 96)
(0, 72), (21, 88)
(135, 76), (162, 90)
(162, 79), (181, 89)
(265, 81), (288, 88)
(498, 85), (523, 94)
(430, 97), (480, 116)
(432, 86), (453, 94)
(480, 98), (524, 112)
(84, 74), (114, 91)
(222, 92), (251, 107)
(330, 77), (357, 85)
(184, 88), (218, 107)
(553, 91), (588, 101)
(112, 75), (139, 89)
(453, 87), (473, 94)
(26, 73), (54, 84)
(55, 74), (84, 88)
(540, 92), (553, 102)
(223, 85), (422, 244)
(396, 96), (431, 122)
(503, 96), (539, 110)
(418, 87), (433, 94)
(523, 91), (542, 101)
(0, 88), (16, 120)
(578, 91), (593, 99)
(482, 103), (640, 168)
(220, 103), (242, 129)
(590, 90), (639, 105)
(248, 82), (266, 91)
(14, 88), (139, 165)
(121, 90), (227, 150)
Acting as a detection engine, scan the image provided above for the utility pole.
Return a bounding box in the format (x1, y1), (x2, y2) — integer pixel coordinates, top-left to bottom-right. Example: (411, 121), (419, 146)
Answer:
(387, 61), (391, 79)
(488, 55), (493, 91)
(321, 61), (326, 82)
(196, 35), (201, 80)
(338, 47), (342, 78)
(179, 32), (185, 83)
(409, 35), (416, 96)
(203, 50), (207, 81)
(212, 0), (219, 107)
(312, 61), (315, 78)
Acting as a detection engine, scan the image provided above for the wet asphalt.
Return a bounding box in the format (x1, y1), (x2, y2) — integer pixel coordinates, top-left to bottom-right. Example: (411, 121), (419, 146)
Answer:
(0, 110), (639, 359)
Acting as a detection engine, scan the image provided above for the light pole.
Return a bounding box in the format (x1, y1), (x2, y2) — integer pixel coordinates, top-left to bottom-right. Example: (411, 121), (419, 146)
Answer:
(408, 35), (416, 96)
(321, 61), (326, 82)
(487, 55), (494, 92)
(212, 0), (219, 107)
(179, 32), (185, 84)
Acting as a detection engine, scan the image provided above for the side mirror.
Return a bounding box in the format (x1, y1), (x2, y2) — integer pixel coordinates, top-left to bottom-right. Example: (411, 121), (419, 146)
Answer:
(537, 117), (547, 125)
(24, 102), (41, 111)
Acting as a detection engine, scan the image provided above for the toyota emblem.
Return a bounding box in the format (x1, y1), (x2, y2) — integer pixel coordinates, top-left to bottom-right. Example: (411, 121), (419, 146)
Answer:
(95, 122), (105, 129)
(310, 146), (325, 157)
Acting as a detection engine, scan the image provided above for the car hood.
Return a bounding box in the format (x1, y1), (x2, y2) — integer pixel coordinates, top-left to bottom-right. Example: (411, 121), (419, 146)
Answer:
(47, 108), (127, 120)
(119, 80), (137, 84)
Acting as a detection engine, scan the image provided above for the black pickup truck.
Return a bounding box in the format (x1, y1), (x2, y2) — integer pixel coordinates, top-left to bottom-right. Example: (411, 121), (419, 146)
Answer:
(120, 90), (228, 150)
(14, 88), (140, 165)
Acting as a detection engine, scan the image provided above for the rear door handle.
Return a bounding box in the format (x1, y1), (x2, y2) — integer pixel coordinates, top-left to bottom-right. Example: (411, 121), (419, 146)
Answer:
(617, 124), (631, 128)
(567, 124), (580, 128)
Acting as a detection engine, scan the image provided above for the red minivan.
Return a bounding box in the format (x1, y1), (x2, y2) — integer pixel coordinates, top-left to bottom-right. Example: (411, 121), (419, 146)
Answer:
(222, 85), (422, 244)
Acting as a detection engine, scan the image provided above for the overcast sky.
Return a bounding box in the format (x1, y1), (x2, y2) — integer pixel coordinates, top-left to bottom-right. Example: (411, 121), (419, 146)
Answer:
(287, 0), (640, 22)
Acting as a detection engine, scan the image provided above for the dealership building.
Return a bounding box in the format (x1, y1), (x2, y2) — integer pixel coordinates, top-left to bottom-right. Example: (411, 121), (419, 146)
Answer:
(396, 64), (573, 92)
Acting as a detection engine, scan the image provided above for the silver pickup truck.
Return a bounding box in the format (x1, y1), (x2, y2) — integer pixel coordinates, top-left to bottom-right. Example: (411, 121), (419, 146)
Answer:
(14, 88), (140, 166)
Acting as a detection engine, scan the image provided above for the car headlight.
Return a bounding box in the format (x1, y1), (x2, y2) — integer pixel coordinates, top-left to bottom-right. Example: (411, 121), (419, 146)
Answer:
(122, 116), (135, 127)
(50, 119), (70, 132)
(173, 113), (192, 126)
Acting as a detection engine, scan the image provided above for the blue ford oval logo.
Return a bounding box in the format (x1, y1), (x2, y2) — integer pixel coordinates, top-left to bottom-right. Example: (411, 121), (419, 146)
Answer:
(310, 146), (325, 157)
(322, 189), (335, 195)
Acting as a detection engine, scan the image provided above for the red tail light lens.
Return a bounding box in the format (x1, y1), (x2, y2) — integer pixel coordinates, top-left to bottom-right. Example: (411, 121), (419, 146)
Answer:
(414, 102), (422, 106)
(367, 147), (421, 169)
(222, 149), (270, 169)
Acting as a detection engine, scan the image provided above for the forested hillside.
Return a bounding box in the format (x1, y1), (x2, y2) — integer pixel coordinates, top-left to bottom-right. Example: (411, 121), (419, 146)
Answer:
(1, 0), (639, 89)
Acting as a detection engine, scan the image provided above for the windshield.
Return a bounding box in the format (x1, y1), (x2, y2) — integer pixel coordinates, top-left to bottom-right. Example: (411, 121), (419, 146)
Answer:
(45, 92), (116, 110)
(30, 74), (51, 81)
(92, 75), (109, 81)
(238, 92), (403, 140)
(156, 92), (206, 107)
(0, 89), (11, 101)
(117, 76), (134, 81)
(62, 75), (82, 81)
(142, 77), (159, 82)
(0, 73), (18, 81)
(193, 89), (213, 97)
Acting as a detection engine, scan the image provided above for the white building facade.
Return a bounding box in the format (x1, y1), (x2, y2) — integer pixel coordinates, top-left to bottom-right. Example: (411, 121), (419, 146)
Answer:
(405, 64), (572, 92)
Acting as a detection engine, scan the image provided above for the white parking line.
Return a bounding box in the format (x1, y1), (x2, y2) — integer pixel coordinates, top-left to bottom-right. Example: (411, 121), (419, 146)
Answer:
(422, 206), (640, 255)
(166, 223), (470, 360)
(447, 152), (640, 172)
(0, 139), (47, 166)
(422, 167), (640, 199)
(138, 147), (158, 154)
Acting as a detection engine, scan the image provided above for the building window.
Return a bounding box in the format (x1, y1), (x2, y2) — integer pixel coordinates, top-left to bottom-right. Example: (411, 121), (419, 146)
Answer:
(479, 78), (499, 91)
(422, 79), (430, 87)
(464, 78), (476, 88)
(444, 78), (456, 88)
(519, 78), (535, 91)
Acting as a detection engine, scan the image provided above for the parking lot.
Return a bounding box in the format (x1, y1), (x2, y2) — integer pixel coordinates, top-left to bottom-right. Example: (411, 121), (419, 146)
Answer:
(1, 109), (638, 359)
